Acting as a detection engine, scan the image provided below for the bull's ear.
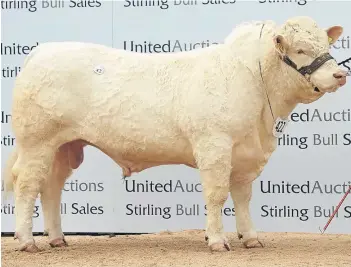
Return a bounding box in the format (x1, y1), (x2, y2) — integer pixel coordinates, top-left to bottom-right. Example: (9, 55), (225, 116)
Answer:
(326, 26), (343, 45)
(273, 35), (288, 55)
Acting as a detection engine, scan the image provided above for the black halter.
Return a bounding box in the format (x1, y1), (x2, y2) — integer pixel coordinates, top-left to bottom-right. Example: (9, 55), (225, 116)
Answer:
(280, 53), (336, 92)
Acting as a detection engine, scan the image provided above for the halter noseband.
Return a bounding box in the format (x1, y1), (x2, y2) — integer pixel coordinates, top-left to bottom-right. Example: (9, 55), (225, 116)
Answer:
(279, 53), (336, 92)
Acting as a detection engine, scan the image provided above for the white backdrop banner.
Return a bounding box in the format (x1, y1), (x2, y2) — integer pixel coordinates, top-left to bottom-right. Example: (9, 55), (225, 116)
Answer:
(1, 0), (350, 234)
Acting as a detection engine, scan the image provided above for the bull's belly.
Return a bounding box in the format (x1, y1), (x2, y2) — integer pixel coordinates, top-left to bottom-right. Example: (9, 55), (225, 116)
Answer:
(78, 112), (272, 180)
(82, 124), (197, 176)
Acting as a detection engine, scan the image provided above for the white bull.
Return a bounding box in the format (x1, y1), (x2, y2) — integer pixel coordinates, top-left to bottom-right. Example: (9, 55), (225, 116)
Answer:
(3, 16), (348, 253)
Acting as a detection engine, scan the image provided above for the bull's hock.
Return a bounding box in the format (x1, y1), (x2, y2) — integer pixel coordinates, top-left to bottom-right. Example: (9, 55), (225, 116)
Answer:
(260, 180), (351, 195)
(289, 108), (351, 123)
(123, 40), (219, 53)
(125, 179), (202, 193)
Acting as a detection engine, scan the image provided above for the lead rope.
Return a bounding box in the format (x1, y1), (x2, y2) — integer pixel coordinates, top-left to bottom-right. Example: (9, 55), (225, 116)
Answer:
(258, 23), (275, 123)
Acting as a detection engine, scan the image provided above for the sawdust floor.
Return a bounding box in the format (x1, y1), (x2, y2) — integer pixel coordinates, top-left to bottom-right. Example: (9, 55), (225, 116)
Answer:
(2, 230), (351, 267)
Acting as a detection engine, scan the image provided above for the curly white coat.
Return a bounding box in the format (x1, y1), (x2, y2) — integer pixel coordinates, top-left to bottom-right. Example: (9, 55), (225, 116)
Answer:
(3, 16), (347, 252)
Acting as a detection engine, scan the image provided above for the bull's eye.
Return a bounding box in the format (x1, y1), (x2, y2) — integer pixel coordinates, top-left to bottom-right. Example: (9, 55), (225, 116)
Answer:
(297, 49), (305, 54)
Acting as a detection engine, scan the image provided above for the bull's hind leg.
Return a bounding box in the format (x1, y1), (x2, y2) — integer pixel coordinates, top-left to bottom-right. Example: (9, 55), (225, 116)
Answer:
(40, 143), (78, 248)
(230, 180), (263, 248)
(41, 141), (84, 247)
(13, 146), (56, 252)
(194, 134), (233, 252)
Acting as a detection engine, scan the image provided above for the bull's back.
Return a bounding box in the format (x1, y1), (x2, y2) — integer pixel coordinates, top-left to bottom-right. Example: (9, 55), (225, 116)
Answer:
(15, 42), (170, 122)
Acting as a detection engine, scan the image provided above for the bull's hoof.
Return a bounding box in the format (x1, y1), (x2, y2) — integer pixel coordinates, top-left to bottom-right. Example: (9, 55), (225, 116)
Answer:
(243, 238), (264, 248)
(17, 242), (41, 253)
(210, 239), (230, 252)
(49, 237), (68, 248)
(210, 241), (231, 252)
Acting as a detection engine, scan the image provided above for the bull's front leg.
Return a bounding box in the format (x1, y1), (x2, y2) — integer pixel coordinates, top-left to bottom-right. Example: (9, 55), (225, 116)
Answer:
(194, 134), (233, 252)
(230, 179), (263, 248)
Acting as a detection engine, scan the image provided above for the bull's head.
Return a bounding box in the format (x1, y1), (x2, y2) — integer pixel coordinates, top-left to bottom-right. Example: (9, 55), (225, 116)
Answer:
(273, 16), (347, 103)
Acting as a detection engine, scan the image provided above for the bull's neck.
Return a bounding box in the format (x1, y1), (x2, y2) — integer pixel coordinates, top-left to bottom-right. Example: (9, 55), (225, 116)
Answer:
(259, 47), (301, 121)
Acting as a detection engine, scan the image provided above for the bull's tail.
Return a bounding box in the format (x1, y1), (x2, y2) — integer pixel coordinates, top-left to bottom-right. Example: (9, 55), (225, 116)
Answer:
(2, 148), (18, 200)
(2, 48), (40, 202)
